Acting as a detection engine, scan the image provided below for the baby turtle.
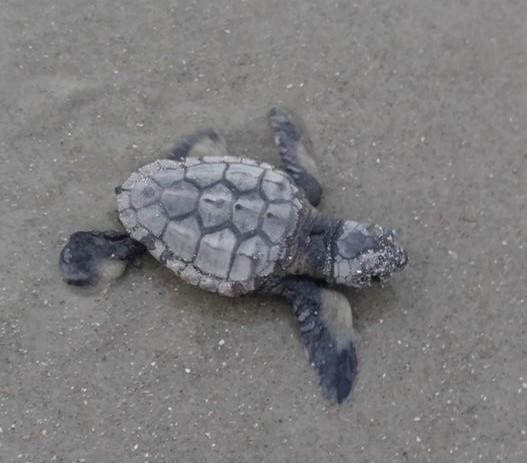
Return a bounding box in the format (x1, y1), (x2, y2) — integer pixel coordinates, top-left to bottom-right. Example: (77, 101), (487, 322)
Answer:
(60, 108), (408, 403)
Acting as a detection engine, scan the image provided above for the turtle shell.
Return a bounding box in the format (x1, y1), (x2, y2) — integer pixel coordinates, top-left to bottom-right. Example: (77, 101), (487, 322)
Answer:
(116, 156), (306, 296)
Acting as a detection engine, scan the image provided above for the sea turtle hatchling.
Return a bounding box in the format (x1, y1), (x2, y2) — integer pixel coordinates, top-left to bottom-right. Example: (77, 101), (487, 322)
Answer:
(60, 108), (408, 403)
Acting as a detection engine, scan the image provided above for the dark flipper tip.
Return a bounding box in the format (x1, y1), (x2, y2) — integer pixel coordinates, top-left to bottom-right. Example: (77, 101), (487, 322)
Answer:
(60, 231), (145, 286)
(309, 326), (358, 404)
(331, 343), (358, 404)
(60, 232), (100, 286)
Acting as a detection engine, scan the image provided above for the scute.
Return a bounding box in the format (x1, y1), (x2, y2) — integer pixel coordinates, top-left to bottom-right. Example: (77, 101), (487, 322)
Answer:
(199, 275), (219, 292)
(130, 178), (162, 209)
(234, 235), (272, 277)
(137, 204), (168, 237)
(166, 258), (185, 274)
(162, 216), (201, 262)
(152, 168), (185, 188)
(180, 265), (202, 286)
(194, 229), (237, 278)
(186, 162), (226, 187)
(117, 193), (130, 212)
(232, 193), (265, 234)
(121, 172), (143, 190)
(198, 183), (234, 228)
(261, 170), (292, 201)
(119, 208), (137, 229)
(229, 251), (253, 282)
(225, 164), (262, 191)
(262, 202), (297, 244)
(161, 181), (200, 218)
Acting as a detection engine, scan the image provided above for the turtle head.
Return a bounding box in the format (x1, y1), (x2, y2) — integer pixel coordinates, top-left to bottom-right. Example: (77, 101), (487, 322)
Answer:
(332, 220), (408, 287)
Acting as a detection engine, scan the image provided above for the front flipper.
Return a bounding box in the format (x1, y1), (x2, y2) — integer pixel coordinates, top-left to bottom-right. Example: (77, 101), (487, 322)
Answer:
(271, 277), (358, 403)
(168, 129), (228, 161)
(60, 231), (146, 286)
(268, 107), (323, 206)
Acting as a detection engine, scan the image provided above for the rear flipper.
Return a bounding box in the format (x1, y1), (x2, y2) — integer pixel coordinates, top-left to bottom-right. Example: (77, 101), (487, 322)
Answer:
(60, 231), (146, 286)
(271, 277), (358, 403)
(168, 129), (228, 161)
